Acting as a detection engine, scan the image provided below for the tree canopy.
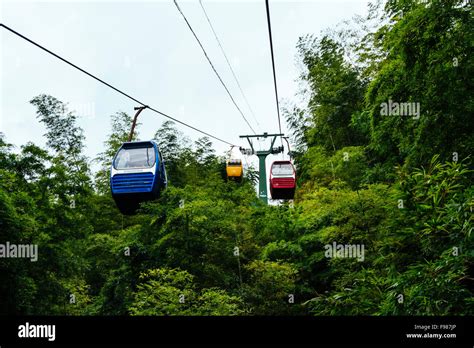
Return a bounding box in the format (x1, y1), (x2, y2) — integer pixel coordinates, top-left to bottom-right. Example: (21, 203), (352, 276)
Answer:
(0, 0), (472, 316)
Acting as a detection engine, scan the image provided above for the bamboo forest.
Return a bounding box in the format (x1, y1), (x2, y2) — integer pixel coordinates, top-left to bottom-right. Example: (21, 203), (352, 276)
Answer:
(0, 0), (472, 321)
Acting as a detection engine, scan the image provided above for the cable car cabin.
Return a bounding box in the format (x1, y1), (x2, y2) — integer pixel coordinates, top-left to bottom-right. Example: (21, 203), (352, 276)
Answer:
(110, 141), (167, 215)
(269, 161), (296, 200)
(226, 159), (243, 181)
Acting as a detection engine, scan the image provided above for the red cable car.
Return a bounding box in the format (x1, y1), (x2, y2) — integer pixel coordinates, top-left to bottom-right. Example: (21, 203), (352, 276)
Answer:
(269, 160), (296, 200)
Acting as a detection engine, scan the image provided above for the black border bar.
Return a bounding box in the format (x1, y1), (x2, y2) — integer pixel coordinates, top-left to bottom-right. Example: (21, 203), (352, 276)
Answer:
(0, 316), (472, 346)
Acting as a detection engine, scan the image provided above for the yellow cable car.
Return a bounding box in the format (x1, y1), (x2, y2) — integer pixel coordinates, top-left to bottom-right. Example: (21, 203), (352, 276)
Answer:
(226, 158), (243, 181)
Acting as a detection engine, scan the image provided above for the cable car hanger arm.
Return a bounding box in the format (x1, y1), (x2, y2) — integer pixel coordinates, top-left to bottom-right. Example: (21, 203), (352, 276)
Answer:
(239, 133), (284, 155)
(128, 106), (148, 142)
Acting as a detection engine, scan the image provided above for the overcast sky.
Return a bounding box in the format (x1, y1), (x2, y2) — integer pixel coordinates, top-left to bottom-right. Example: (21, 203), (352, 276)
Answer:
(1, 0), (370, 193)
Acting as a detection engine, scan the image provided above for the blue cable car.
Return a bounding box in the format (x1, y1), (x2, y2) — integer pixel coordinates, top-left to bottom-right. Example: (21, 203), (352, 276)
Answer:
(110, 140), (167, 215)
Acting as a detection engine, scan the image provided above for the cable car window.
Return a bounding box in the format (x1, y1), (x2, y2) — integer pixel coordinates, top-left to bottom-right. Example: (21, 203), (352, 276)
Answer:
(114, 146), (156, 169)
(227, 159), (242, 166)
(271, 163), (293, 175)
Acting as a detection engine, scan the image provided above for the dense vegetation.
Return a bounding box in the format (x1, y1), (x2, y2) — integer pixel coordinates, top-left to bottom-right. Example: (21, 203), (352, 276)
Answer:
(0, 0), (472, 316)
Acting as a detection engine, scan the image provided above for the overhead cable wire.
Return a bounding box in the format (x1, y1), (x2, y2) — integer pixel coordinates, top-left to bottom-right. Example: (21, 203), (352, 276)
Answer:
(199, 0), (261, 132)
(173, 0), (256, 135)
(264, 0), (283, 141)
(0, 23), (239, 147)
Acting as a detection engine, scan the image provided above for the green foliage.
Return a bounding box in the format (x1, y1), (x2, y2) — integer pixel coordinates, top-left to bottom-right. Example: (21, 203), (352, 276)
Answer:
(242, 260), (300, 315)
(129, 268), (244, 315)
(295, 35), (367, 152)
(297, 146), (368, 190)
(305, 159), (473, 315)
(30, 94), (85, 159)
(365, 0), (473, 171)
